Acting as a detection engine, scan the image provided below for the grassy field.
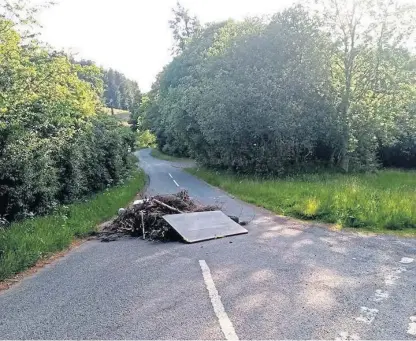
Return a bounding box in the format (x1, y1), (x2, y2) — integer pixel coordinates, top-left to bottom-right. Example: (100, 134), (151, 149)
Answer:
(0, 169), (146, 281)
(103, 107), (131, 125)
(187, 168), (416, 235)
(150, 148), (191, 162)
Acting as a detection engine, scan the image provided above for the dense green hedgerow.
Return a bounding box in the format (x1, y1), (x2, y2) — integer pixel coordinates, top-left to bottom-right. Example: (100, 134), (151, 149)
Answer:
(0, 16), (135, 222)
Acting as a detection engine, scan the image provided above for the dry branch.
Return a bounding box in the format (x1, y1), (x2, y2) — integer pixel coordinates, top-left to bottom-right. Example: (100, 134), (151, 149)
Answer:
(99, 190), (218, 242)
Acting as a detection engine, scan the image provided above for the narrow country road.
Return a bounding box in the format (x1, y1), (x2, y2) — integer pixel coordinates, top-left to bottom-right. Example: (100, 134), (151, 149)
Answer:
(1, 148), (415, 340)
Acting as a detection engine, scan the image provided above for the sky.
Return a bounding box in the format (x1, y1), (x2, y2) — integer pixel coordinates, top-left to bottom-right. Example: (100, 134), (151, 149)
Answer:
(39, 0), (294, 92)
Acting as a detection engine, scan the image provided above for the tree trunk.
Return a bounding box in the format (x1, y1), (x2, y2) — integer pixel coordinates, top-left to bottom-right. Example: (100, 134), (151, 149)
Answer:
(340, 145), (350, 172)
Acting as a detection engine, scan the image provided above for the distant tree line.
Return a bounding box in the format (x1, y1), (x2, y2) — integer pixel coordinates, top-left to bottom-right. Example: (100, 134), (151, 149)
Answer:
(145, 0), (416, 174)
(103, 68), (141, 112)
(74, 59), (142, 113)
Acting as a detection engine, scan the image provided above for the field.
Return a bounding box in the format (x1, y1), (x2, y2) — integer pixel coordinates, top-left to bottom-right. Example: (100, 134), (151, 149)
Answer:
(103, 107), (131, 125)
(187, 168), (416, 235)
(0, 170), (146, 281)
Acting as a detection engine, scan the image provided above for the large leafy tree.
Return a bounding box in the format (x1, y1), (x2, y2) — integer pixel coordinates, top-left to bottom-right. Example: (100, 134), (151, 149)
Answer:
(311, 0), (416, 171)
(147, 2), (416, 174)
(169, 1), (200, 55)
(147, 7), (338, 174)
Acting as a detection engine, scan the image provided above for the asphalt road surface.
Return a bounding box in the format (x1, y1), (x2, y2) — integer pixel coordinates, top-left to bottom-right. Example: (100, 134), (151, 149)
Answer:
(1, 148), (415, 340)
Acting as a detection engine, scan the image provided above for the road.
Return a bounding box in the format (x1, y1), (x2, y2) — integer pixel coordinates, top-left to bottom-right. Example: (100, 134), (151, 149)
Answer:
(1, 148), (415, 340)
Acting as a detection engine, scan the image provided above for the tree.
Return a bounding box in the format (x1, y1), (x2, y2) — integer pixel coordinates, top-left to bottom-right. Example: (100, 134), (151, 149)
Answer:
(311, 0), (416, 171)
(0, 0), (53, 40)
(102, 68), (141, 111)
(129, 91), (143, 131)
(147, 7), (337, 173)
(104, 69), (120, 109)
(169, 1), (200, 55)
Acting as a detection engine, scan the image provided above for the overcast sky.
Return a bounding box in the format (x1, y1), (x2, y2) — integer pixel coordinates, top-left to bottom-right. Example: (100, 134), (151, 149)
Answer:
(39, 0), (294, 91)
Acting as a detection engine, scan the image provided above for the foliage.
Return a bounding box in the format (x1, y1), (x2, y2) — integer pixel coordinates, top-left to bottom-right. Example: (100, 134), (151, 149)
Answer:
(103, 68), (141, 112)
(0, 169), (146, 281)
(0, 9), (136, 222)
(147, 2), (416, 174)
(310, 0), (416, 172)
(74, 59), (142, 114)
(136, 130), (156, 149)
(169, 1), (200, 55)
(188, 167), (416, 233)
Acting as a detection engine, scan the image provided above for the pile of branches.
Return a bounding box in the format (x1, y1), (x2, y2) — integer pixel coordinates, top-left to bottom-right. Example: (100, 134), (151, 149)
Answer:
(100, 191), (218, 242)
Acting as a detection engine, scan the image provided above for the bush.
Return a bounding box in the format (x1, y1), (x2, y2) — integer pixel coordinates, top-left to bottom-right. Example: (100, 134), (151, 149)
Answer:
(136, 129), (157, 149)
(0, 115), (135, 222)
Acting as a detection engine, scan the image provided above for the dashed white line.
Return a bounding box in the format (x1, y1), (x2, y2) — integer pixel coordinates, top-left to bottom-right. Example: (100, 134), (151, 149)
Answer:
(199, 260), (239, 341)
(169, 173), (173, 179)
(173, 180), (180, 187)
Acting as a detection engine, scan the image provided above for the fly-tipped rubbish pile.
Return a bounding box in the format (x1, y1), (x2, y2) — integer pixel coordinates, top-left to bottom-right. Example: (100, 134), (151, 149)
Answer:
(99, 191), (219, 242)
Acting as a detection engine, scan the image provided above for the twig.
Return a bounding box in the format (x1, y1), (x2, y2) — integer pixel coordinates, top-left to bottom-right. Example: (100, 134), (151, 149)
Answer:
(153, 199), (184, 214)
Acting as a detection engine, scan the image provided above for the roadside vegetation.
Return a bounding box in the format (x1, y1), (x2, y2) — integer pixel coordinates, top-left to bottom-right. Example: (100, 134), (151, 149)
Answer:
(0, 2), (140, 223)
(145, 1), (416, 176)
(150, 148), (190, 162)
(0, 1), (148, 279)
(140, 1), (416, 233)
(0, 170), (146, 281)
(188, 168), (416, 235)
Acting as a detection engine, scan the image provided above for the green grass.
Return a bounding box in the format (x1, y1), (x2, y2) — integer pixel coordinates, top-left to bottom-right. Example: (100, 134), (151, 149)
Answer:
(187, 168), (416, 236)
(103, 107), (131, 125)
(103, 107), (130, 116)
(150, 148), (191, 162)
(0, 169), (146, 281)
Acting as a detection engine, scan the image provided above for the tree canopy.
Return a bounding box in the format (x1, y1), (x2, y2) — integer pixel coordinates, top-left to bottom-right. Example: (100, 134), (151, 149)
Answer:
(103, 68), (141, 111)
(145, 0), (416, 174)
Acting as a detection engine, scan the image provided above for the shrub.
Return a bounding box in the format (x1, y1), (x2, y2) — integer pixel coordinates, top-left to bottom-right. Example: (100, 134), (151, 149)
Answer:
(136, 129), (157, 149)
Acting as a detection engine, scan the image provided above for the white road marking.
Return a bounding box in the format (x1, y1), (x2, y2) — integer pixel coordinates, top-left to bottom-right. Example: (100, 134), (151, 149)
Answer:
(199, 260), (239, 341)
(169, 173), (173, 179)
(355, 307), (379, 324)
(173, 180), (180, 187)
(400, 257), (414, 264)
(336, 331), (360, 340)
(408, 316), (416, 336)
(372, 289), (389, 302)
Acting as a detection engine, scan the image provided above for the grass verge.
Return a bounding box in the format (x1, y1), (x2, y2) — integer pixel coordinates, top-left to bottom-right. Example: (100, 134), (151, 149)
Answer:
(150, 148), (190, 162)
(0, 169), (146, 281)
(187, 168), (416, 236)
